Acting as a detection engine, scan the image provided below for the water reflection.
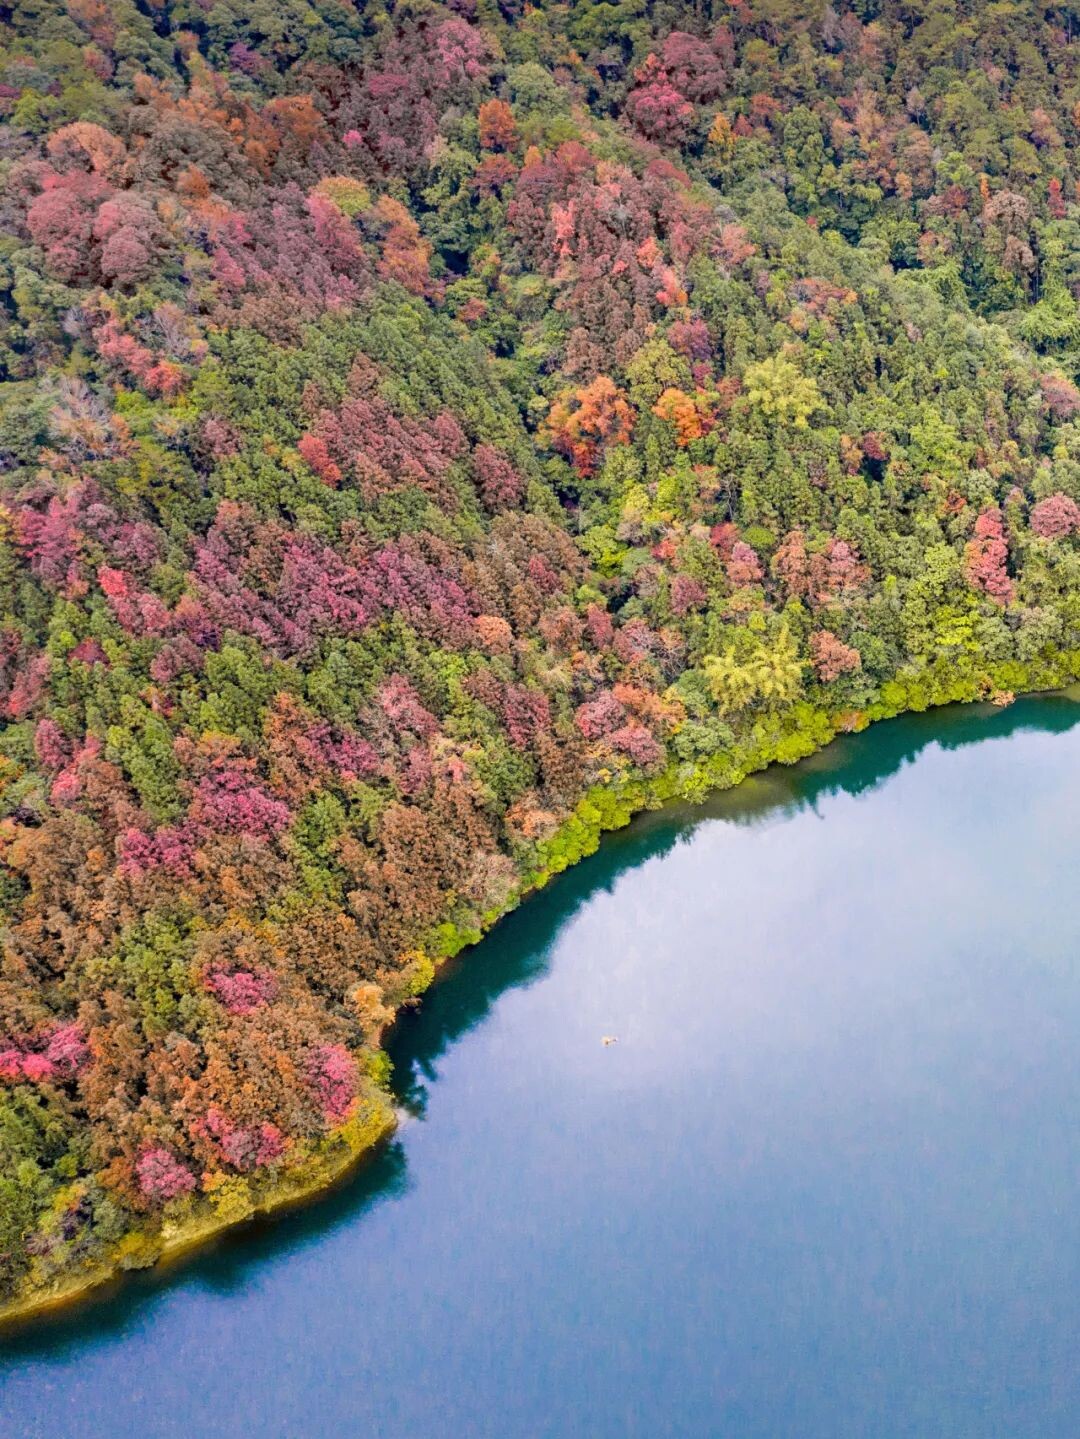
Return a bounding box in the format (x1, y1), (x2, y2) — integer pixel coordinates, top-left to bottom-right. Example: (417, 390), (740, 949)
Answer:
(4, 691), (1080, 1365)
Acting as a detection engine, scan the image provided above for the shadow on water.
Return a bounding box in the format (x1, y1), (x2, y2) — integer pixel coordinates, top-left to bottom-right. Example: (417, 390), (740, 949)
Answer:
(4, 690), (1080, 1361)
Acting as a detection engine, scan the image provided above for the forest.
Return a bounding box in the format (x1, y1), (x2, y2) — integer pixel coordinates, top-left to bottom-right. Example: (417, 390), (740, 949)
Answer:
(4, 0), (1080, 1310)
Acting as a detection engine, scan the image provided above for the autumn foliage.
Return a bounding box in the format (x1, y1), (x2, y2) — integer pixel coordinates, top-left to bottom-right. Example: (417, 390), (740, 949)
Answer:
(5, 0), (1080, 1310)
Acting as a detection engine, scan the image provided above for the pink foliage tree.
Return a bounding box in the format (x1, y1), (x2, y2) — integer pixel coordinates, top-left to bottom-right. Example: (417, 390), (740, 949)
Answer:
(118, 823), (197, 880)
(1039, 373), (1080, 421)
(609, 722), (664, 767)
(98, 565), (170, 635)
(585, 604), (615, 649)
(306, 1044), (357, 1123)
(45, 1024), (91, 1074)
(6, 654), (49, 720)
(626, 56), (695, 144)
(660, 29), (731, 103)
(671, 573), (708, 615)
(204, 1108), (285, 1170)
(500, 684), (550, 750)
(193, 765), (292, 839)
(204, 965), (278, 1015)
(575, 690), (627, 738)
(377, 675), (437, 740)
(16, 494), (83, 589)
(1031, 492), (1080, 539)
(136, 1147), (197, 1202)
(965, 507), (1013, 603)
(727, 540), (763, 587)
(0, 1024), (89, 1084)
(34, 717), (70, 771)
(473, 445), (525, 511)
(810, 630), (862, 682)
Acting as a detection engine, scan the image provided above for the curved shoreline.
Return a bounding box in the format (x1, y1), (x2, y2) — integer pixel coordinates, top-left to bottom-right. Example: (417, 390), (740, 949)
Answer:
(3, 657), (1079, 1333)
(0, 1099), (398, 1331)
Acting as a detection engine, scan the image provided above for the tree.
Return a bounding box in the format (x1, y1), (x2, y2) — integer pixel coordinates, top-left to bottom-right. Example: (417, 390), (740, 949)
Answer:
(653, 388), (705, 445)
(478, 99), (517, 151)
(965, 508), (1012, 604)
(1031, 494), (1080, 539)
(743, 354), (822, 429)
(810, 630), (861, 682)
(704, 624), (804, 715)
(543, 376), (635, 476)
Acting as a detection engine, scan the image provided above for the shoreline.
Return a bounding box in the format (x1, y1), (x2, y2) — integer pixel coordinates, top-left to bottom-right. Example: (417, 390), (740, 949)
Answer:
(3, 657), (1079, 1333)
(0, 1100), (398, 1332)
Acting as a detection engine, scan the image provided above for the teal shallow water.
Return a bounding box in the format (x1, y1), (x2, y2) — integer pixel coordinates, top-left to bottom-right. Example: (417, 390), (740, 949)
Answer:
(3, 695), (1080, 1437)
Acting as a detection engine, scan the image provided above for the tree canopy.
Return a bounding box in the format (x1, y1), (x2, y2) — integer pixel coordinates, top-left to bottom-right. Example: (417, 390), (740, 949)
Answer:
(5, 0), (1080, 1306)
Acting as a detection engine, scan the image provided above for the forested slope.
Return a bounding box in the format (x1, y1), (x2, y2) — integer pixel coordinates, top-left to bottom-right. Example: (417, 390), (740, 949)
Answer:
(4, 0), (1080, 1308)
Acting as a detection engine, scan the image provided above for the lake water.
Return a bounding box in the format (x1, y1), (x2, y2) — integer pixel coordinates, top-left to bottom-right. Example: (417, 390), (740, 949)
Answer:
(4, 696), (1080, 1438)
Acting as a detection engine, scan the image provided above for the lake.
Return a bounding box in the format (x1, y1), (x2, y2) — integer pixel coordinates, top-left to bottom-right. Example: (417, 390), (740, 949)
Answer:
(3, 695), (1080, 1438)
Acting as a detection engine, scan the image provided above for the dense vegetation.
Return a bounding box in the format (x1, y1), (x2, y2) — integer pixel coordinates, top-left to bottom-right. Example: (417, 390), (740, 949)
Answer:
(5, 0), (1080, 1308)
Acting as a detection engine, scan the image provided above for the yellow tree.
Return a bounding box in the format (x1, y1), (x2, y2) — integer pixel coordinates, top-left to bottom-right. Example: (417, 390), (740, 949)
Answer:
(703, 623), (804, 715)
(743, 354), (822, 429)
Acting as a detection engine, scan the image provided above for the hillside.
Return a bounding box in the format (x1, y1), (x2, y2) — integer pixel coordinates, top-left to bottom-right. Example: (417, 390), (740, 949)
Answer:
(4, 0), (1080, 1310)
